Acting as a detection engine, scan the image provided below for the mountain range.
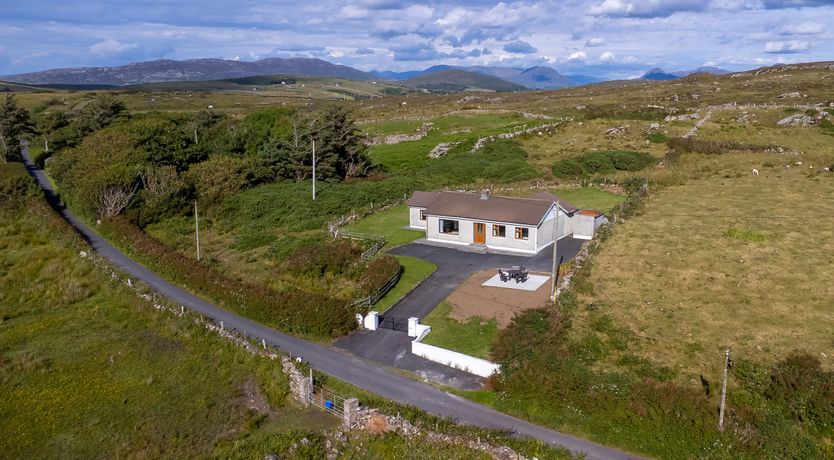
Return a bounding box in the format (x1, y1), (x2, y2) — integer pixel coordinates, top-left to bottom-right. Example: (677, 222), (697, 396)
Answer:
(372, 65), (598, 89)
(641, 66), (730, 80)
(402, 69), (528, 93)
(1, 57), (730, 92)
(0, 58), (374, 86)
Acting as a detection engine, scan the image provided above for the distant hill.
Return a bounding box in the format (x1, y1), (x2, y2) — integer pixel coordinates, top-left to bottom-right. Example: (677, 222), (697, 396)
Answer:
(642, 66), (730, 81)
(378, 65), (590, 89)
(402, 69), (527, 93)
(641, 68), (680, 81)
(672, 66), (730, 77)
(1, 57), (375, 86)
(371, 70), (422, 80)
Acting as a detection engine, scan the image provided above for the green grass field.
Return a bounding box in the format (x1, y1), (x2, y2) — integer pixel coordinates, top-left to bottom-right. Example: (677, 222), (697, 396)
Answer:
(373, 256), (436, 313)
(343, 204), (425, 249)
(574, 171), (834, 382)
(421, 303), (498, 360)
(0, 203), (300, 458)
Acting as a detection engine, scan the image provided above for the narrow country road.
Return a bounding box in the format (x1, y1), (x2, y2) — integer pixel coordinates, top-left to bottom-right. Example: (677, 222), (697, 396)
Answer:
(21, 146), (641, 460)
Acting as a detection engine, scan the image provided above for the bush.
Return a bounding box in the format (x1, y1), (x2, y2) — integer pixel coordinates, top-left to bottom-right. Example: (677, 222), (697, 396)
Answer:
(0, 163), (39, 204)
(551, 151), (655, 179)
(102, 217), (356, 338)
(648, 132), (669, 143)
(667, 137), (778, 155)
(283, 239), (364, 278)
(421, 139), (537, 185)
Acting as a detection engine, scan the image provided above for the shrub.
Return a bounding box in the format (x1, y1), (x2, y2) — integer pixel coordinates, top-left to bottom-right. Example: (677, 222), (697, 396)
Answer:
(0, 163), (39, 204)
(648, 132), (669, 143)
(725, 227), (767, 242)
(102, 217), (356, 338)
(283, 239), (364, 278)
(667, 137), (778, 155)
(551, 151), (655, 179)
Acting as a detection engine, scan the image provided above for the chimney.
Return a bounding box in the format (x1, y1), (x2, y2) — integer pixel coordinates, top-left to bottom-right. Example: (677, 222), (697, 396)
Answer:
(480, 189), (490, 200)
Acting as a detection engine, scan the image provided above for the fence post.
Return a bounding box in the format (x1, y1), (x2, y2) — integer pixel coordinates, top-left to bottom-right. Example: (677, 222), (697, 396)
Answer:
(343, 398), (360, 430)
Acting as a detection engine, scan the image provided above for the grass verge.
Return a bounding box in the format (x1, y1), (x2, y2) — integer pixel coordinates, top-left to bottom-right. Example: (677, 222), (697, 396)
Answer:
(373, 255), (436, 313)
(421, 302), (498, 360)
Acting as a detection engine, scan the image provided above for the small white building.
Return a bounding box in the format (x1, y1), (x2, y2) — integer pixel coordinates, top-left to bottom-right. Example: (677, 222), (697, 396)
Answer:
(406, 190), (607, 254)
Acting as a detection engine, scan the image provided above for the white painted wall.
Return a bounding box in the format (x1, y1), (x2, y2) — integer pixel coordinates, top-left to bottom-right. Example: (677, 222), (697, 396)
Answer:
(408, 207), (427, 229)
(573, 214), (608, 239)
(426, 216), (474, 245)
(411, 341), (500, 378)
(537, 208), (574, 250)
(486, 223), (536, 253)
(427, 215), (538, 253)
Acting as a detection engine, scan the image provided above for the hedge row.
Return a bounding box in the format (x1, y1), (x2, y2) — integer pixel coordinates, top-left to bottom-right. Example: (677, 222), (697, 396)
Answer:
(103, 216), (380, 338)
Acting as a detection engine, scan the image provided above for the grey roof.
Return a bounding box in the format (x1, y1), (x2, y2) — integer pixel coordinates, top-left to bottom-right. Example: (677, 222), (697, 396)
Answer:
(406, 191), (440, 208)
(529, 191), (579, 214)
(419, 191), (555, 226)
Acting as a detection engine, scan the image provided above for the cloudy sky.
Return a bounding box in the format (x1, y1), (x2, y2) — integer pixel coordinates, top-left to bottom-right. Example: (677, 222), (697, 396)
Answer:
(2, 0), (833, 78)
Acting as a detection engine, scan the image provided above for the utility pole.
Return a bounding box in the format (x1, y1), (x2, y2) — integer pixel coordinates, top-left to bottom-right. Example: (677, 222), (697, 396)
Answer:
(311, 139), (317, 200)
(550, 204), (560, 301)
(194, 129), (198, 145)
(718, 349), (730, 431)
(194, 200), (201, 261)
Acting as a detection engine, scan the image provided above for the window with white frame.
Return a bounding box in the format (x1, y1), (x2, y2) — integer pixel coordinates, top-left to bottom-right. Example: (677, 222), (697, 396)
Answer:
(419, 210), (426, 221)
(439, 219), (459, 234)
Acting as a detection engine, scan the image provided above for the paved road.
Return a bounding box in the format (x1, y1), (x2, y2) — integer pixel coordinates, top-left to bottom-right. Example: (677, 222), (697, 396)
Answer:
(21, 146), (639, 460)
(333, 240), (585, 388)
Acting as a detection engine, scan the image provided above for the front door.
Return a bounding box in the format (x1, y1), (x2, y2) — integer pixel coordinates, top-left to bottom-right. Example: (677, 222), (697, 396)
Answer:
(473, 222), (486, 244)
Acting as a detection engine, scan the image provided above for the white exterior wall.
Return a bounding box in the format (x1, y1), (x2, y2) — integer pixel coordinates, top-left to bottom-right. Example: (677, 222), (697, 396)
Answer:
(426, 216), (474, 245)
(408, 207), (427, 229)
(486, 223), (537, 253)
(537, 208), (574, 250)
(573, 214), (596, 239)
(427, 215), (537, 253)
(411, 341), (500, 377)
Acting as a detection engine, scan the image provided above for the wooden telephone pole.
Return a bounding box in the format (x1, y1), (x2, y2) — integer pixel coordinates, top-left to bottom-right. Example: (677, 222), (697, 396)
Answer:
(312, 140), (317, 200)
(718, 349), (730, 431)
(194, 200), (201, 261)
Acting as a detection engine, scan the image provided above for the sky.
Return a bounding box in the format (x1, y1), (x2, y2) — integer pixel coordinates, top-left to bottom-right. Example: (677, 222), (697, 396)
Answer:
(2, 0), (833, 79)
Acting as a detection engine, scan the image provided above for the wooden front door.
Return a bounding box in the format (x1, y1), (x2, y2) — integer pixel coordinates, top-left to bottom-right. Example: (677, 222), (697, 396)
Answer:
(473, 223), (486, 244)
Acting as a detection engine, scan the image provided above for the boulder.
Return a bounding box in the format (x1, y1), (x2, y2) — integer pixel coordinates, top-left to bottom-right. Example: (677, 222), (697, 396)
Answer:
(777, 92), (804, 99)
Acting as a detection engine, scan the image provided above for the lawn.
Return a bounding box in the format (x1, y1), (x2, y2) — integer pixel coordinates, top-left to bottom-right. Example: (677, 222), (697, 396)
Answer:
(343, 204), (425, 249)
(542, 187), (625, 212)
(573, 171), (834, 383)
(0, 203), (299, 458)
(421, 302), (498, 360)
(373, 255), (436, 313)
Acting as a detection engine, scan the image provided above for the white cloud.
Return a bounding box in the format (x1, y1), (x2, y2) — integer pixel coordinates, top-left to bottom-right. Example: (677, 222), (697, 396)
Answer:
(780, 21), (824, 35)
(600, 51), (616, 62)
(586, 37), (606, 47)
(764, 40), (810, 53)
(88, 38), (137, 56)
(589, 0), (705, 18)
(568, 50), (588, 62)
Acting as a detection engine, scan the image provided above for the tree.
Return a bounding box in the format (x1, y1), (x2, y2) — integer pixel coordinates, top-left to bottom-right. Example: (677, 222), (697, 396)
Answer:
(78, 94), (126, 132)
(0, 94), (35, 162)
(311, 105), (372, 180)
(256, 113), (314, 181)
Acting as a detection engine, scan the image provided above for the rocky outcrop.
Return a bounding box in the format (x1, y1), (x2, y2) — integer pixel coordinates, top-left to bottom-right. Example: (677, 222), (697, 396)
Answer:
(428, 142), (459, 158)
(604, 125), (629, 136)
(777, 111), (830, 127)
(735, 112), (758, 123)
(664, 112), (700, 122)
(778, 92), (805, 99)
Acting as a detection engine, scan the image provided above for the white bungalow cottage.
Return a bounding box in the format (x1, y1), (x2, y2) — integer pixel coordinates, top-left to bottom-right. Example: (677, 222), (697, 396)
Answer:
(407, 190), (606, 254)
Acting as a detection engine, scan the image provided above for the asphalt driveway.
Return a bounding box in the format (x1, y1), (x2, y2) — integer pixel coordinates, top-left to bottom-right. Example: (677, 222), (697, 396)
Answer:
(332, 238), (586, 386)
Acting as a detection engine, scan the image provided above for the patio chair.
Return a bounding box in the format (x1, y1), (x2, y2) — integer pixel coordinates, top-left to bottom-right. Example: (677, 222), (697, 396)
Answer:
(498, 269), (509, 282)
